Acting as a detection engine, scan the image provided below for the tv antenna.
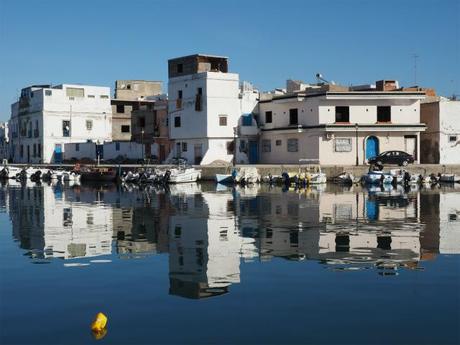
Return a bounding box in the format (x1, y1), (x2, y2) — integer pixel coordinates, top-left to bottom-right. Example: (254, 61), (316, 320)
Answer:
(412, 53), (419, 86)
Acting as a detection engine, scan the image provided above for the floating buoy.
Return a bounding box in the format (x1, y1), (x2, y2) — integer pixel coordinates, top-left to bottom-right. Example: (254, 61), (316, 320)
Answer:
(91, 312), (108, 333)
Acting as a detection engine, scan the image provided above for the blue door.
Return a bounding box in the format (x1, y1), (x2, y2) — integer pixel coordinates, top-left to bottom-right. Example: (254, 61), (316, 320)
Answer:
(249, 141), (258, 164)
(366, 199), (379, 221)
(54, 144), (62, 163)
(366, 136), (379, 161)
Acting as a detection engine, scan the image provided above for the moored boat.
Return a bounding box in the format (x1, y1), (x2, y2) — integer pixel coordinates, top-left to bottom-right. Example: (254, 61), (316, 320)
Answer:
(80, 166), (117, 182)
(216, 173), (234, 184)
(439, 174), (460, 183)
(166, 167), (201, 183)
(363, 170), (393, 185)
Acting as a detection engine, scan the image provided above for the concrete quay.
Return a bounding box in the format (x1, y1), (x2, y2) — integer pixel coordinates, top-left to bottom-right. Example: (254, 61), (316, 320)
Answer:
(7, 163), (460, 181)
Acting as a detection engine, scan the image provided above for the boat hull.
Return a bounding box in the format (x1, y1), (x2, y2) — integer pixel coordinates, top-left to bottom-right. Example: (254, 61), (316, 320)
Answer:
(216, 174), (234, 184)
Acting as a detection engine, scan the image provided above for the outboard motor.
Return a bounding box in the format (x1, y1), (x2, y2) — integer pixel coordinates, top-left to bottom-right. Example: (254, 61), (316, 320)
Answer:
(163, 170), (171, 184)
(31, 170), (42, 182)
(281, 172), (290, 187)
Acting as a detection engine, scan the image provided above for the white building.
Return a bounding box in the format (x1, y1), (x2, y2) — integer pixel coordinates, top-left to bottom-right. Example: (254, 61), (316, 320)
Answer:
(257, 80), (426, 165)
(168, 54), (250, 165)
(0, 122), (9, 161)
(9, 84), (112, 164)
(420, 97), (460, 164)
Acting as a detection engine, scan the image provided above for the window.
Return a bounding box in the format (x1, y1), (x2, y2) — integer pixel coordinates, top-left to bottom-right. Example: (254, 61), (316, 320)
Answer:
(33, 144), (36, 158)
(198, 87), (202, 95)
(132, 103), (139, 111)
(86, 120), (93, 130)
(276, 139), (282, 146)
(20, 145), (23, 158)
(377, 106), (391, 122)
(121, 125), (130, 133)
(177, 63), (183, 73)
(227, 141), (234, 155)
(138, 117), (145, 128)
(100, 95), (109, 99)
(76, 143), (80, 152)
(115, 142), (120, 151)
(88, 95), (95, 98)
(335, 106), (350, 123)
(37, 144), (41, 158)
(66, 87), (84, 98)
(335, 138), (352, 152)
(174, 116), (181, 127)
(289, 108), (298, 125)
(182, 142), (188, 152)
(178, 90), (183, 99)
(448, 135), (457, 143)
(62, 120), (70, 137)
(63, 208), (72, 227)
(45, 90), (52, 96)
(287, 138), (298, 152)
(219, 116), (227, 126)
(116, 104), (125, 113)
(265, 111), (273, 123)
(262, 140), (271, 152)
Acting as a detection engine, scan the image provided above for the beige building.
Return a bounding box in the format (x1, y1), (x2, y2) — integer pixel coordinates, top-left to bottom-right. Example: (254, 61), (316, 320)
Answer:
(111, 80), (163, 142)
(258, 80), (426, 165)
(420, 97), (460, 164)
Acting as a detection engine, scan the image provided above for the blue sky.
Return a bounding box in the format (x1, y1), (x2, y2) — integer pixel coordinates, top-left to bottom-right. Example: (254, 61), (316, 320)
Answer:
(0, 0), (458, 120)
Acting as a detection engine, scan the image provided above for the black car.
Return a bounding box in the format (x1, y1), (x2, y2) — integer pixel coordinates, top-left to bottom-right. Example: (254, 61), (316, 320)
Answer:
(368, 151), (415, 166)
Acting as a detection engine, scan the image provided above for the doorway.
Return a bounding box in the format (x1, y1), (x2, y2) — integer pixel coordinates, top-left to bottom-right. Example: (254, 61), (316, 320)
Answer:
(194, 144), (202, 165)
(404, 135), (417, 161)
(365, 136), (379, 161)
(248, 141), (258, 164)
(54, 144), (62, 163)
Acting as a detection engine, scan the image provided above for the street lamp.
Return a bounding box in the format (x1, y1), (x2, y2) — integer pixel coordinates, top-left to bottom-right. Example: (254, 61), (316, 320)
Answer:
(141, 129), (145, 163)
(355, 123), (359, 166)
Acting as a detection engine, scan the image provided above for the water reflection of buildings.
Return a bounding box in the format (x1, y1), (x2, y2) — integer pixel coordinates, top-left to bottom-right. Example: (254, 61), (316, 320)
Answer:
(168, 186), (257, 299)
(236, 185), (424, 271)
(7, 185), (113, 259)
(1, 183), (459, 297)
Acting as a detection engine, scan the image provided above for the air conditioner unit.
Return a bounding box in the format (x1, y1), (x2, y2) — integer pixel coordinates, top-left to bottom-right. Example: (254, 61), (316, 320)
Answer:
(326, 133), (335, 140)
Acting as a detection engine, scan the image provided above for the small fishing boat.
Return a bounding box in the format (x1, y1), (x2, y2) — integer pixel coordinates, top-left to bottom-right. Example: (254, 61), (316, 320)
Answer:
(62, 171), (81, 182)
(298, 159), (327, 185)
(80, 166), (117, 182)
(0, 166), (23, 179)
(439, 174), (460, 183)
(363, 170), (393, 185)
(166, 167), (201, 183)
(333, 172), (354, 184)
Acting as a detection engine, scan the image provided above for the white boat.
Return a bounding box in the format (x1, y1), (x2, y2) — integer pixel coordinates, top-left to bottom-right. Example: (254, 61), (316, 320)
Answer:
(1, 166), (23, 179)
(51, 170), (65, 180)
(439, 174), (460, 183)
(333, 172), (354, 184)
(298, 159), (327, 185)
(363, 171), (393, 185)
(167, 167), (201, 183)
(62, 171), (81, 182)
(234, 167), (260, 184)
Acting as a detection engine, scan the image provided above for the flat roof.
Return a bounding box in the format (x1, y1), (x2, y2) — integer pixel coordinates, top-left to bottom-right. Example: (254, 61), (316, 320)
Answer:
(168, 53), (229, 61)
(259, 91), (426, 103)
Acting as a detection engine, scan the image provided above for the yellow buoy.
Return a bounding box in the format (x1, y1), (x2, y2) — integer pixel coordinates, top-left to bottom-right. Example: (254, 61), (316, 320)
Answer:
(91, 312), (108, 333)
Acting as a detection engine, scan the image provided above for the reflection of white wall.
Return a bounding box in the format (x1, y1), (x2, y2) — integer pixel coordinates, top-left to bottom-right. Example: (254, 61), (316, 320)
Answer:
(42, 187), (113, 259)
(439, 193), (460, 254)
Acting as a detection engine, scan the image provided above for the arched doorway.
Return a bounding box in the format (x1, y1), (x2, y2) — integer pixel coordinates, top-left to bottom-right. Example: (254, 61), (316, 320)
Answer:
(365, 136), (379, 161)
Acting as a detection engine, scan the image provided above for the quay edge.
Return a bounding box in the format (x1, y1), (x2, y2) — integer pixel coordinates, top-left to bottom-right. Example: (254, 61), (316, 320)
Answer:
(5, 163), (460, 181)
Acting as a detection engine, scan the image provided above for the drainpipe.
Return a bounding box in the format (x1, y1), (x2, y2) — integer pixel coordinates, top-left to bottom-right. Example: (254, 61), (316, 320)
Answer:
(355, 123), (359, 166)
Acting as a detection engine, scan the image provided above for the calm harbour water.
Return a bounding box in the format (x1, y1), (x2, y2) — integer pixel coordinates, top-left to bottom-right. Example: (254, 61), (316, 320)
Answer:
(0, 181), (459, 345)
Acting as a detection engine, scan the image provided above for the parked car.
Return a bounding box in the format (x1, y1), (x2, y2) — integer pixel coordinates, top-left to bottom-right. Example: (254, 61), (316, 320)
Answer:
(368, 151), (415, 166)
